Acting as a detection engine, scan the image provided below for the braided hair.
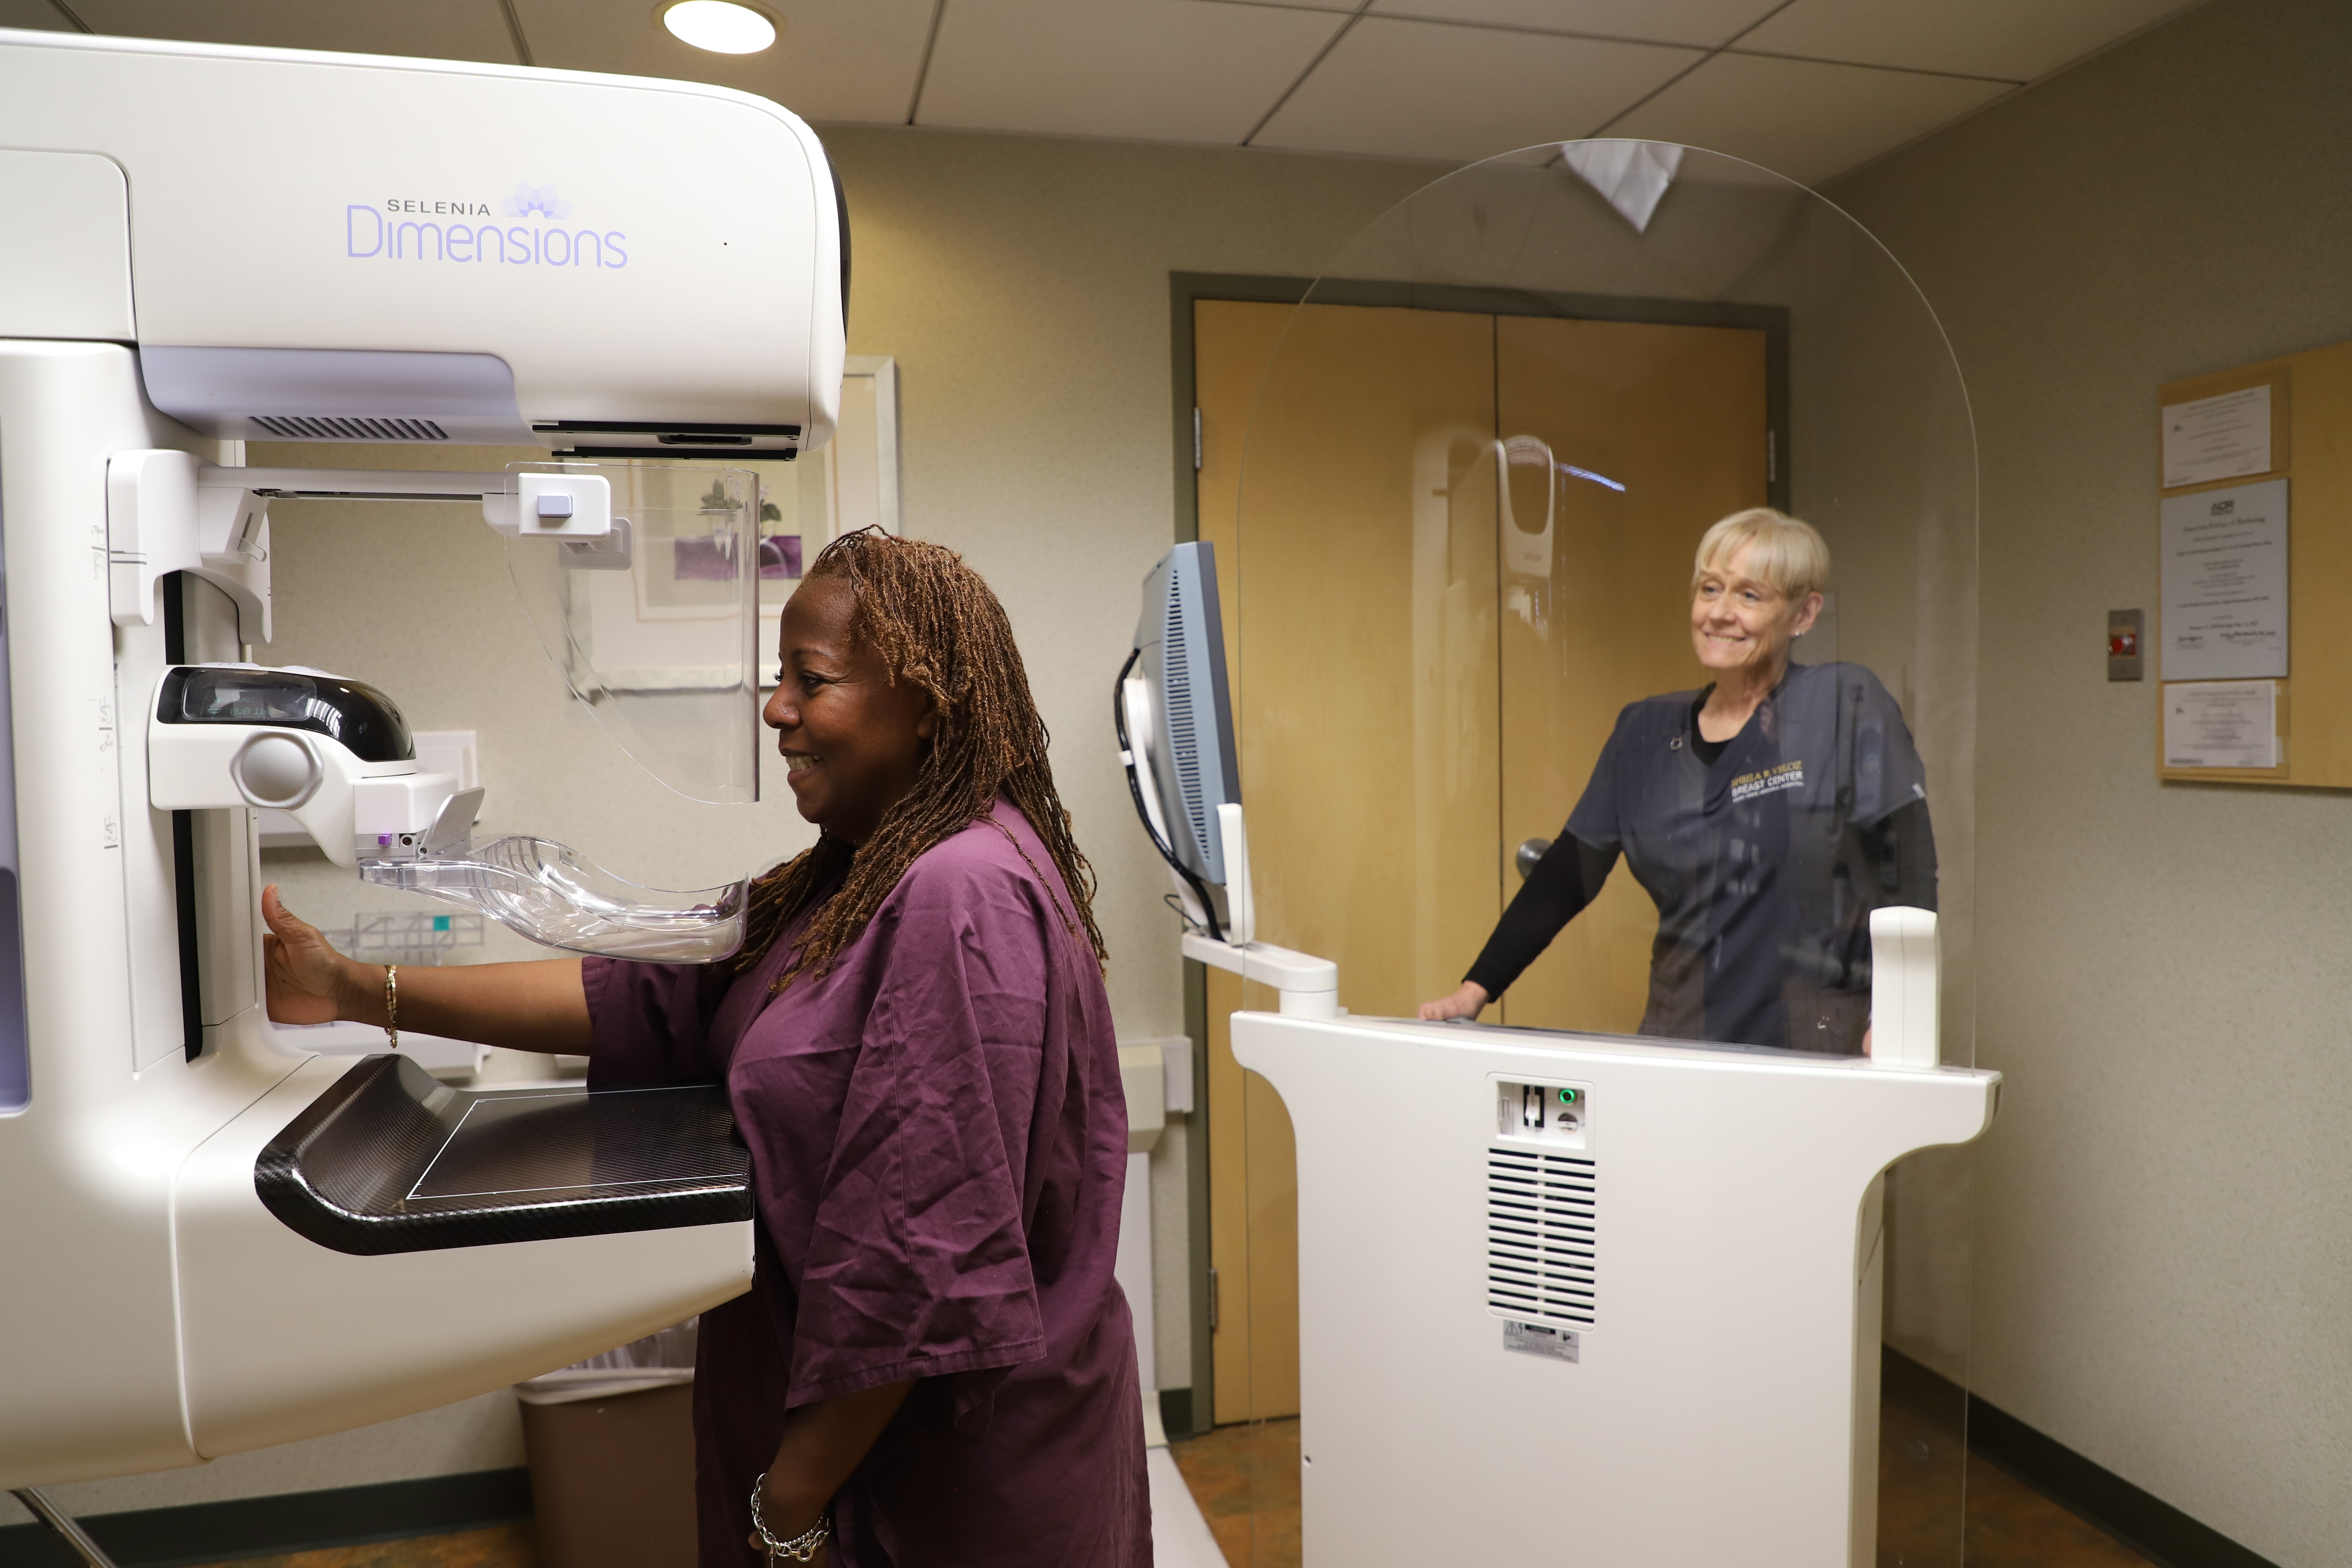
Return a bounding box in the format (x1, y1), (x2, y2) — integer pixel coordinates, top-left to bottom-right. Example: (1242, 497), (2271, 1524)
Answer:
(738, 527), (1107, 988)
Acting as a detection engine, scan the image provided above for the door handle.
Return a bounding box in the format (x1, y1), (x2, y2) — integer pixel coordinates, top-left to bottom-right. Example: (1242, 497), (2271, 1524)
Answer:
(1516, 837), (1552, 880)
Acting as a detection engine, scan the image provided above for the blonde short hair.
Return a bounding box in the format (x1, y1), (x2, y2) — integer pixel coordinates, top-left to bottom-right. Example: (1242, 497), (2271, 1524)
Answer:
(1692, 508), (1829, 600)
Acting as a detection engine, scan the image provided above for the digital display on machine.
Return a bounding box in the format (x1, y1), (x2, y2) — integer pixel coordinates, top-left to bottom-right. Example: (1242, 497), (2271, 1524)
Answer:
(157, 667), (415, 764)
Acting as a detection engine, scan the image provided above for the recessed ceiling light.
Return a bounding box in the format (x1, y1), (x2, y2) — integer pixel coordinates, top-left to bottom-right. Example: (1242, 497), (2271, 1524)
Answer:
(660, 0), (779, 55)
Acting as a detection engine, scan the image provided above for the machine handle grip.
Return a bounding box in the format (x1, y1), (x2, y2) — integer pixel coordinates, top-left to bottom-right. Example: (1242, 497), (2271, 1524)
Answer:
(1867, 906), (1939, 1068)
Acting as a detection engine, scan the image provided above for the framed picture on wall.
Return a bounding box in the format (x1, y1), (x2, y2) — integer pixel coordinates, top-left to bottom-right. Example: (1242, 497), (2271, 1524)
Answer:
(629, 356), (901, 684)
(754, 354), (900, 618)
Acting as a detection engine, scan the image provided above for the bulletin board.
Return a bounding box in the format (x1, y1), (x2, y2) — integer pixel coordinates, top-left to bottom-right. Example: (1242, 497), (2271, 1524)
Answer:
(2155, 338), (2352, 786)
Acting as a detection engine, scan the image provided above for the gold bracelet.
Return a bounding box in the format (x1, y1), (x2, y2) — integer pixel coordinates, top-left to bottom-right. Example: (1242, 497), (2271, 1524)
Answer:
(384, 964), (399, 1051)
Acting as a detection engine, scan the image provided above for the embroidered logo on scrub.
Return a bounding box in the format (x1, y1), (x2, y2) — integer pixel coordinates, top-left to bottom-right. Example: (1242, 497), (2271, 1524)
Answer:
(1729, 759), (1805, 803)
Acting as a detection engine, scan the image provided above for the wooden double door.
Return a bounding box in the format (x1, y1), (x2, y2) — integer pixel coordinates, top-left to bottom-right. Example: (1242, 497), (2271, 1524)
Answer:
(1192, 298), (1769, 1424)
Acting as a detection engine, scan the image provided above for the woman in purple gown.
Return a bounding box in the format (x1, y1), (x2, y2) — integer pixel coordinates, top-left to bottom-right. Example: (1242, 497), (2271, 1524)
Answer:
(262, 530), (1151, 1567)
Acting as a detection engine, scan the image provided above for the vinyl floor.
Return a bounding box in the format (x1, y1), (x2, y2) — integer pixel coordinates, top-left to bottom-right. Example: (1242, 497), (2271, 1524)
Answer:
(1166, 1409), (2160, 1568)
(187, 1524), (539, 1568)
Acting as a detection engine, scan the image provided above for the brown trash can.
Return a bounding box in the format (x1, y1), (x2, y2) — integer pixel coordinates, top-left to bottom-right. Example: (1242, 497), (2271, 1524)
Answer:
(521, 1381), (698, 1568)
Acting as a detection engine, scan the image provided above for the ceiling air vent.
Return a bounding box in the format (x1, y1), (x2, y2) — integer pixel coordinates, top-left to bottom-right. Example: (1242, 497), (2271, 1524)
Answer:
(253, 415), (450, 441)
(1487, 1147), (1597, 1328)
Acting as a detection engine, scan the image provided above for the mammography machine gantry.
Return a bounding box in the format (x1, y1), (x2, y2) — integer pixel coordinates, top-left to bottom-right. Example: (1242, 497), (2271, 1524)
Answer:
(0, 27), (841, 1495)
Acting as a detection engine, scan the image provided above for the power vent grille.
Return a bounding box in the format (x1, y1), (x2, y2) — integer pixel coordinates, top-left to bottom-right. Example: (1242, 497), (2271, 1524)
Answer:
(1487, 1147), (1596, 1328)
(253, 415), (450, 441)
(1163, 597), (1210, 859)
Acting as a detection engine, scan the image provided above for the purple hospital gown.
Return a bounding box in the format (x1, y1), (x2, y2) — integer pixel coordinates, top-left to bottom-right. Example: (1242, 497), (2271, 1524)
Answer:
(582, 805), (1150, 1567)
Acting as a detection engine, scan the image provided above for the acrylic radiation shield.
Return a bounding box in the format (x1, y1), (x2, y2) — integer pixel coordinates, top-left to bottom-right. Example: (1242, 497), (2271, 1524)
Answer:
(352, 461), (765, 963)
(502, 462), (765, 806)
(1202, 143), (1985, 1565)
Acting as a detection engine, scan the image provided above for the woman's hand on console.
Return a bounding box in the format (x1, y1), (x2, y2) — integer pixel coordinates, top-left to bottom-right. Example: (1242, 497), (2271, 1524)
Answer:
(1417, 980), (1489, 1022)
(261, 883), (355, 1026)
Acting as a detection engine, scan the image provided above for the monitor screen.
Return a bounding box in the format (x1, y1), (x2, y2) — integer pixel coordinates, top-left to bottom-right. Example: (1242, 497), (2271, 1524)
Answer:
(1129, 541), (1240, 885)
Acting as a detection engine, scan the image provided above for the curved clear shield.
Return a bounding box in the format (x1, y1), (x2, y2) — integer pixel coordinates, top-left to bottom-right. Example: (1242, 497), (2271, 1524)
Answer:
(362, 835), (746, 963)
(1194, 143), (1983, 1565)
(503, 462), (763, 805)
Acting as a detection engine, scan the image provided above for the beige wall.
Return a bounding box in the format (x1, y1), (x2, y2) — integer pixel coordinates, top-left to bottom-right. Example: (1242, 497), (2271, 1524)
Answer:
(819, 126), (1431, 1052)
(1829, 0), (2352, 1561)
(1, 131), (1433, 1528)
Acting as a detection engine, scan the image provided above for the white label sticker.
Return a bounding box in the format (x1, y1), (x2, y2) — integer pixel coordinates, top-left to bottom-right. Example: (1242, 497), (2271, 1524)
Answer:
(1503, 1320), (1580, 1362)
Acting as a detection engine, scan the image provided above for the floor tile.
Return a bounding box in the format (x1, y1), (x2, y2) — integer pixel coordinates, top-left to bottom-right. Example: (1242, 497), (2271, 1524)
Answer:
(1168, 1408), (2160, 1568)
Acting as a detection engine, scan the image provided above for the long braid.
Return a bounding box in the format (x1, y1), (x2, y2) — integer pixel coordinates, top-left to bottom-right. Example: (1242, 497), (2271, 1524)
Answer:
(736, 528), (1107, 987)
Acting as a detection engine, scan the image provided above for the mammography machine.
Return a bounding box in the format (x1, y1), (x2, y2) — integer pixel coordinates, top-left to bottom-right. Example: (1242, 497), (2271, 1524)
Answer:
(0, 27), (841, 1500)
(1128, 144), (1998, 1564)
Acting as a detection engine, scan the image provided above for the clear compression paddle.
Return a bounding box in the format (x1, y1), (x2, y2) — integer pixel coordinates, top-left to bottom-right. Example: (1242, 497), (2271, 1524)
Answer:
(362, 835), (746, 963)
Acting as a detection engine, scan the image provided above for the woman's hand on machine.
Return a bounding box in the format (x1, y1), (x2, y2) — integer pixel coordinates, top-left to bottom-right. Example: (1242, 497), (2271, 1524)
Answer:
(261, 884), (354, 1026)
(1417, 980), (1489, 1022)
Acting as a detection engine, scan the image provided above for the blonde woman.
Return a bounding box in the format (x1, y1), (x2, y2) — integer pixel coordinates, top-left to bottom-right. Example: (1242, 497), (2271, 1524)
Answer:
(1419, 509), (1933, 1055)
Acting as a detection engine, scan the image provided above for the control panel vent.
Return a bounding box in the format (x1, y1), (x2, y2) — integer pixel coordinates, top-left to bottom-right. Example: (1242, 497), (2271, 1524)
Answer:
(254, 414), (449, 441)
(1487, 1147), (1596, 1328)
(1163, 594), (1208, 856)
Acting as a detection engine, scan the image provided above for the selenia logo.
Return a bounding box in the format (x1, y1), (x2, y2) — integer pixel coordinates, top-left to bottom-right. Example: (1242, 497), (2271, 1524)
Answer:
(501, 184), (572, 219)
(345, 183), (627, 270)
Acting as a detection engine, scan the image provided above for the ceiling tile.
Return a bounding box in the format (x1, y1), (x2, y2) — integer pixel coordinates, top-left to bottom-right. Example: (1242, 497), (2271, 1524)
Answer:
(917, 0), (1346, 144)
(1254, 15), (1699, 162)
(1610, 51), (2010, 186)
(1738, 0), (2198, 82)
(513, 0), (935, 127)
(66, 0), (519, 62)
(1367, 0), (1782, 49)
(0, 0), (76, 30)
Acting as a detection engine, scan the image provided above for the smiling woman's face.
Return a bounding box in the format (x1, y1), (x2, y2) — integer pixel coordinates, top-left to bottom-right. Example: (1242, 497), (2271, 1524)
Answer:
(1689, 542), (1823, 677)
(762, 575), (935, 844)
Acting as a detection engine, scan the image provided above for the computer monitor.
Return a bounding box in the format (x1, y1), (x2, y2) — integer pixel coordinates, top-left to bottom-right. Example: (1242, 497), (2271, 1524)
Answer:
(1120, 542), (1242, 936)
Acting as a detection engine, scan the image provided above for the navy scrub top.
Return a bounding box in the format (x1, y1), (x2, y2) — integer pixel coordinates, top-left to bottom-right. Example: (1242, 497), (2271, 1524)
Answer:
(1478, 661), (1931, 1055)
